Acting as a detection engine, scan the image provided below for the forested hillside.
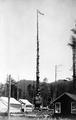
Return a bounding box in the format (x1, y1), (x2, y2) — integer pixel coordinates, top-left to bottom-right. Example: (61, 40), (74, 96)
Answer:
(0, 79), (75, 107)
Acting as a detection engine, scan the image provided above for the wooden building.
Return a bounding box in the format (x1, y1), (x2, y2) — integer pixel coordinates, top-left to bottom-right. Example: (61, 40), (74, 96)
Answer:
(50, 92), (76, 116)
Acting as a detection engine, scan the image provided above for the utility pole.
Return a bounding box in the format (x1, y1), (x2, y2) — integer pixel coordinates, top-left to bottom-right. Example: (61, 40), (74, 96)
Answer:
(17, 76), (19, 100)
(55, 65), (57, 82)
(53, 65), (57, 100)
(55, 64), (62, 81)
(8, 75), (11, 119)
(53, 65), (62, 100)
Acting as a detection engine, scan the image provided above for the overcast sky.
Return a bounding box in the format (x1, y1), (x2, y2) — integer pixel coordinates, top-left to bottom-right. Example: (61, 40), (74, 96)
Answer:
(0, 0), (76, 83)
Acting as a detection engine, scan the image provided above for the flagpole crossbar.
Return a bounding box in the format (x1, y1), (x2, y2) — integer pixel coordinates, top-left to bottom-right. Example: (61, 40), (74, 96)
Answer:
(37, 9), (44, 16)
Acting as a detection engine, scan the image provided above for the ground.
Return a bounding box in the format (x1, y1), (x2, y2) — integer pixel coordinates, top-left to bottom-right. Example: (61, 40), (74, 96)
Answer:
(0, 116), (76, 120)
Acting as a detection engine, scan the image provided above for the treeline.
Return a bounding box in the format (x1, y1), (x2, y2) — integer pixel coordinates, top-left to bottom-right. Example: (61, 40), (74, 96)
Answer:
(0, 79), (75, 107)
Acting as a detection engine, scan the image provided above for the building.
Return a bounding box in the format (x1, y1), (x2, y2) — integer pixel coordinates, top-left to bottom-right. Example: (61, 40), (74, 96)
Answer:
(50, 92), (76, 116)
(19, 99), (33, 112)
(0, 97), (21, 113)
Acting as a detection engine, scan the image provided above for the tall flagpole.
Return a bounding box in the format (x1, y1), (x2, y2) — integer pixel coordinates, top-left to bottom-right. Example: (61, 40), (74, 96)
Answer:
(36, 9), (44, 93)
(35, 9), (44, 109)
(36, 9), (39, 93)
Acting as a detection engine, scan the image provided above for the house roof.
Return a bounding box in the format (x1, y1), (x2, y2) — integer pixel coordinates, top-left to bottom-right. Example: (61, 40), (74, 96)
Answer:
(51, 92), (76, 104)
(19, 99), (33, 106)
(0, 97), (21, 105)
(0, 97), (21, 113)
(65, 93), (76, 101)
(0, 101), (7, 112)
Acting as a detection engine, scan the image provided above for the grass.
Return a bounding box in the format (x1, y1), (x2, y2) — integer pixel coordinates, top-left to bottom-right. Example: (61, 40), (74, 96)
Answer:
(0, 116), (76, 120)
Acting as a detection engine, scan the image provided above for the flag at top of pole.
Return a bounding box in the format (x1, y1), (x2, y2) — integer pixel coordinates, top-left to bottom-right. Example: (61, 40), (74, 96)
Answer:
(37, 9), (44, 15)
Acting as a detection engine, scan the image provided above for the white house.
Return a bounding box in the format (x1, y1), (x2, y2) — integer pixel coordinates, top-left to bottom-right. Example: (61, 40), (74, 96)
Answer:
(0, 97), (21, 113)
(0, 100), (7, 113)
(19, 99), (34, 112)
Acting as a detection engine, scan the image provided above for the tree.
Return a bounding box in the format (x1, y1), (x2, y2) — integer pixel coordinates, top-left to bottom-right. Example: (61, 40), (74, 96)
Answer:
(40, 82), (49, 106)
(69, 24), (76, 90)
(4, 77), (18, 99)
(27, 84), (34, 102)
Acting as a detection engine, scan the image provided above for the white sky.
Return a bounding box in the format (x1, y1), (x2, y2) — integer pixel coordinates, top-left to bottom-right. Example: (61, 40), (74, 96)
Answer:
(0, 0), (76, 83)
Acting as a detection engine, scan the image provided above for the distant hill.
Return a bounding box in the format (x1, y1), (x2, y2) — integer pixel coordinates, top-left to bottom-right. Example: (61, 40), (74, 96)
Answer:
(0, 78), (75, 107)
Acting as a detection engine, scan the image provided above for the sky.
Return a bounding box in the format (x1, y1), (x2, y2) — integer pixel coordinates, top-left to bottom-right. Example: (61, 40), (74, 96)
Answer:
(0, 0), (76, 83)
